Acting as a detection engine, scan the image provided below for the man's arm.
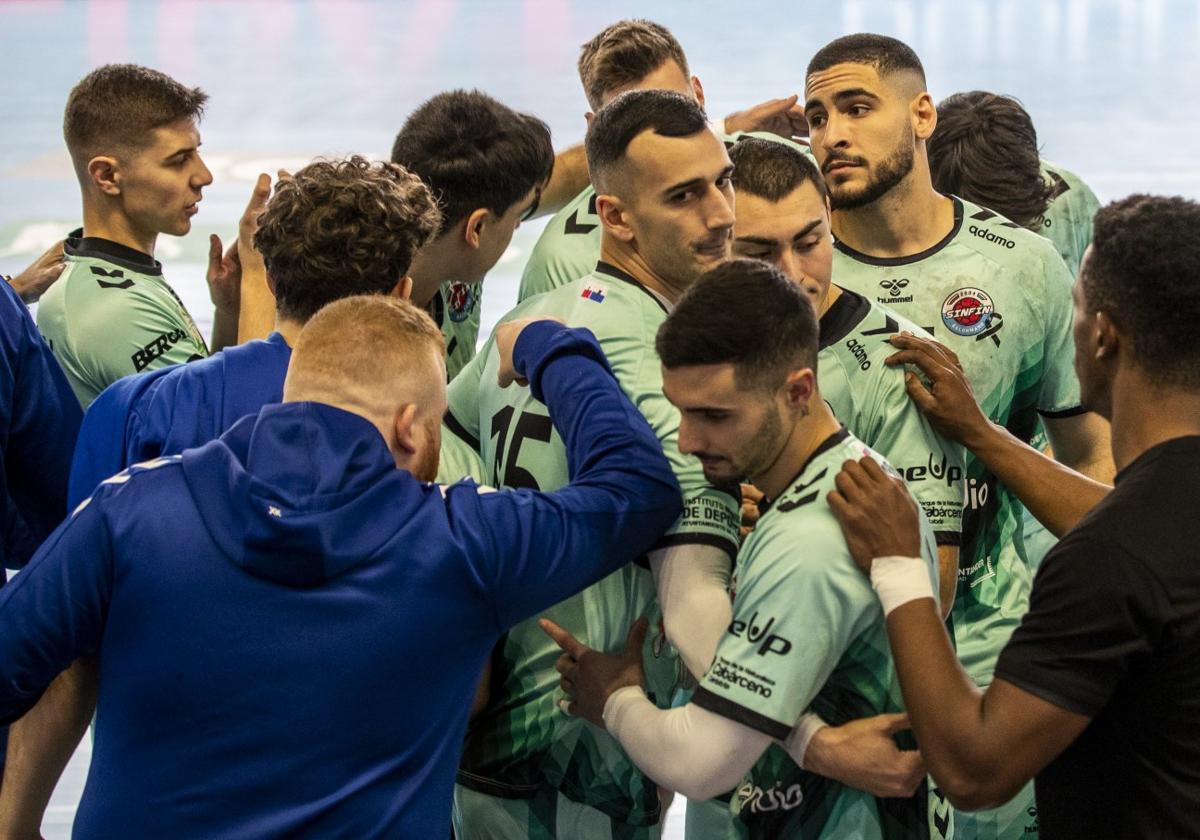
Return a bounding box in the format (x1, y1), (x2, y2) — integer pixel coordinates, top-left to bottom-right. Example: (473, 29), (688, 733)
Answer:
(829, 457), (1092, 809)
(887, 333), (1109, 537)
(5, 241), (65, 304)
(1042, 411), (1114, 483)
(536, 145), (588, 218)
(447, 319), (681, 629)
(0, 659), (97, 839)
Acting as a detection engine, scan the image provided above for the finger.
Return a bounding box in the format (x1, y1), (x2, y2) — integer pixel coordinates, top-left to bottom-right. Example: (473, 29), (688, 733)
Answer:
(624, 616), (650, 656)
(277, 169), (293, 182)
(884, 345), (950, 379)
(896, 751), (927, 794)
(902, 372), (940, 415)
(554, 654), (575, 677)
(208, 234), (222, 269)
(539, 618), (589, 659)
(740, 483), (764, 502)
(834, 459), (870, 501)
(857, 456), (889, 484)
(878, 712), (911, 735)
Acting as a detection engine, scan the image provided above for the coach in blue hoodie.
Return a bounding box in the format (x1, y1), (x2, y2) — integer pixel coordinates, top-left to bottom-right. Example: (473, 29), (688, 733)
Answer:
(0, 295), (681, 838)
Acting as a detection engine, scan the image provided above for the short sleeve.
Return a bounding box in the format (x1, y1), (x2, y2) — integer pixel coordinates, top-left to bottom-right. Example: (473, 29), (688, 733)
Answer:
(994, 534), (1165, 716)
(1034, 246), (1084, 417)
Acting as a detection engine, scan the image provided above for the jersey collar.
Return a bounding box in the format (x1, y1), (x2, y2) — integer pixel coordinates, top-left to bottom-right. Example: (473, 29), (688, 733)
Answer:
(832, 196), (964, 267)
(65, 228), (163, 276)
(759, 426), (851, 514)
(593, 261), (672, 314)
(818, 287), (871, 349)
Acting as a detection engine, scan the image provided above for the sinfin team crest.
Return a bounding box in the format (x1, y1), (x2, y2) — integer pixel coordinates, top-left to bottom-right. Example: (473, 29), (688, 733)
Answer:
(447, 281), (477, 323)
(941, 287), (1000, 340)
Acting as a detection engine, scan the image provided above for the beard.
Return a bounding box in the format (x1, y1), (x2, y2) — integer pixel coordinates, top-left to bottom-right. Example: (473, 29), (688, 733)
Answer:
(827, 138), (915, 211)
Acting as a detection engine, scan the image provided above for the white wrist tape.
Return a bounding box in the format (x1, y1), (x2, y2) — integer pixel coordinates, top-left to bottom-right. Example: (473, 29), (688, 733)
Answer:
(869, 556), (934, 617)
(784, 712), (829, 770)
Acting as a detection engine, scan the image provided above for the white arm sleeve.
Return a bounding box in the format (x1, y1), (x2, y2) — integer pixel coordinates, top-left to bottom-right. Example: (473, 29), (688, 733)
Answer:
(649, 544), (732, 680)
(604, 685), (770, 801)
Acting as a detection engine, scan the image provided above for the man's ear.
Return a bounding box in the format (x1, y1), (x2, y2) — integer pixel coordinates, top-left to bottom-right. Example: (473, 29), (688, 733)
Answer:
(691, 75), (706, 109)
(595, 193), (634, 243)
(1094, 311), (1120, 361)
(912, 91), (937, 141)
(393, 403), (418, 454)
(88, 156), (122, 196)
(391, 275), (414, 300)
(584, 111), (596, 129)
(782, 368), (816, 414)
(463, 208), (490, 250)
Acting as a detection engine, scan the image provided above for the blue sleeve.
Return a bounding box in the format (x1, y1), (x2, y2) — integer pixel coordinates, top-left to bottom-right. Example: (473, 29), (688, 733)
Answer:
(443, 322), (682, 630)
(0, 283), (82, 567)
(0, 493), (113, 722)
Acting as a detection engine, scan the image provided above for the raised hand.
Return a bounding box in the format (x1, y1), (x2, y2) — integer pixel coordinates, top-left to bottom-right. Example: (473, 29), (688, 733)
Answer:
(724, 94), (808, 139)
(541, 616), (647, 729)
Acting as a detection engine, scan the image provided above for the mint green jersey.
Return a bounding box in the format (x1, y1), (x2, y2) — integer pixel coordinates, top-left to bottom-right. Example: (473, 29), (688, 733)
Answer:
(448, 263), (741, 825)
(518, 134), (813, 303)
(36, 235), (208, 407)
(1032, 160), (1101, 277)
(818, 289), (965, 543)
(831, 197), (1081, 688)
(429, 278), (483, 381)
(694, 429), (940, 839)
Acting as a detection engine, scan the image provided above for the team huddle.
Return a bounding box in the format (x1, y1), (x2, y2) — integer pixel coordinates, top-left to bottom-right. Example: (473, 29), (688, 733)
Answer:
(1, 19), (1199, 840)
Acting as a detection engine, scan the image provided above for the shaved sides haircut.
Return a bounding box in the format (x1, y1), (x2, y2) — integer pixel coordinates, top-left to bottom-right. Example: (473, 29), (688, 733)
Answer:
(807, 33), (926, 85)
(929, 91), (1050, 229)
(285, 295), (445, 410)
(585, 89), (708, 193)
(578, 19), (690, 111)
(729, 136), (828, 203)
(63, 63), (207, 173)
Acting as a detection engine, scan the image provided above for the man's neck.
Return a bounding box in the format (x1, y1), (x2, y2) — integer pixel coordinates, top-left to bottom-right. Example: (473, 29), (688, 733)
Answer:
(817, 283), (843, 319)
(1109, 372), (1200, 473)
(753, 398), (842, 501)
(830, 173), (955, 260)
(407, 239), (455, 308)
(599, 237), (688, 305)
(272, 317), (305, 348)
(81, 202), (157, 257)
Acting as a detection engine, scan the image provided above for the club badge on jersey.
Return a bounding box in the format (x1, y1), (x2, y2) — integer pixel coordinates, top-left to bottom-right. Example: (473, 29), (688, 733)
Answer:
(941, 287), (1004, 346)
(447, 281), (477, 323)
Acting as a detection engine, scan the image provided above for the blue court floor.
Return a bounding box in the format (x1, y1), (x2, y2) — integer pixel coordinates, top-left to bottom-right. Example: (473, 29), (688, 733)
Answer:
(1, 0), (1197, 835)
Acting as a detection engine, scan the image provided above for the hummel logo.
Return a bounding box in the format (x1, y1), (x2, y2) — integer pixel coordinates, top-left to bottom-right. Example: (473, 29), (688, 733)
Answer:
(90, 266), (134, 289)
(880, 278), (909, 296)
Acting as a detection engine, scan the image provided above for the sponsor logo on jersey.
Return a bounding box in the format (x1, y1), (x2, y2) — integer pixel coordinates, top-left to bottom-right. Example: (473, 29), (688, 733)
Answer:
(729, 611), (792, 656)
(710, 660), (774, 697)
(735, 779), (804, 815)
(580, 284), (607, 303)
(131, 328), (188, 372)
(960, 555), (997, 588)
(446, 281), (476, 323)
(878, 277), (915, 304)
(969, 224), (1017, 249)
(941, 288), (1002, 341)
(844, 337), (871, 371)
(899, 451), (964, 487)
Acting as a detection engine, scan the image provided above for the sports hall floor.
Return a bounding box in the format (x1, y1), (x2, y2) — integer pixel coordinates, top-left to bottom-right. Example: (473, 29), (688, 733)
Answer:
(1, 0), (1196, 835)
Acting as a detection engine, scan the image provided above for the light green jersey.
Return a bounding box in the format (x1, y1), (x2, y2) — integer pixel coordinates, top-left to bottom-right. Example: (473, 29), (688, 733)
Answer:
(818, 289), (964, 543)
(448, 263), (741, 825)
(429, 278), (483, 381)
(831, 197), (1081, 688)
(1032, 160), (1101, 277)
(518, 134), (813, 303)
(694, 429), (940, 839)
(36, 235), (208, 408)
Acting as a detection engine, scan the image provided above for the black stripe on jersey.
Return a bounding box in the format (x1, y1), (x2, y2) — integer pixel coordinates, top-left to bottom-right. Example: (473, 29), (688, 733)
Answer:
(593, 261), (670, 315)
(65, 230), (163, 276)
(455, 768), (540, 799)
(834, 197), (965, 267)
(444, 409), (481, 451)
(760, 427), (850, 515)
(651, 532), (738, 563)
(818, 288), (872, 348)
(692, 687), (791, 741)
(1038, 404), (1087, 419)
(934, 530), (962, 547)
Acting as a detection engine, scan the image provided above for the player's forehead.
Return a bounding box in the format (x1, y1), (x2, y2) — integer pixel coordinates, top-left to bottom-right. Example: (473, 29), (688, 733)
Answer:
(735, 184), (827, 237)
(804, 62), (887, 108)
(625, 127), (729, 192)
(662, 362), (742, 407)
(143, 117), (202, 158)
(600, 59), (693, 107)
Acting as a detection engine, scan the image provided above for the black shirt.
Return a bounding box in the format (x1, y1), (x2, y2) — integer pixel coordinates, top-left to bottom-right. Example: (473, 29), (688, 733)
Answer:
(994, 436), (1200, 839)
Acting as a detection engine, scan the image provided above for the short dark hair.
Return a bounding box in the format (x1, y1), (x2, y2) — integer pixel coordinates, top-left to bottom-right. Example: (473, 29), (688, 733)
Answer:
(578, 20), (690, 111)
(391, 90), (554, 234)
(807, 33), (926, 85)
(1084, 195), (1200, 389)
(586, 89), (708, 191)
(657, 259), (819, 392)
(253, 156), (441, 322)
(928, 91), (1050, 229)
(729, 137), (827, 203)
(63, 64), (208, 167)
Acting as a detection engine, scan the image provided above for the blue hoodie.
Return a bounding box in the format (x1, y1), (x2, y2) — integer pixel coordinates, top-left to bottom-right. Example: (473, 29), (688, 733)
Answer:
(67, 332), (292, 509)
(0, 322), (680, 838)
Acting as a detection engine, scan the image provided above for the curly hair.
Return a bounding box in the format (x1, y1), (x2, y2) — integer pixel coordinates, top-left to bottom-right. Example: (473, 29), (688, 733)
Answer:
(929, 91), (1051, 229)
(1085, 194), (1200, 389)
(254, 156), (441, 322)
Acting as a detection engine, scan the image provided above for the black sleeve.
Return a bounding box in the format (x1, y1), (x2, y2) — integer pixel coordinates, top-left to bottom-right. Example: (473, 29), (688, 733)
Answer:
(994, 534), (1168, 717)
